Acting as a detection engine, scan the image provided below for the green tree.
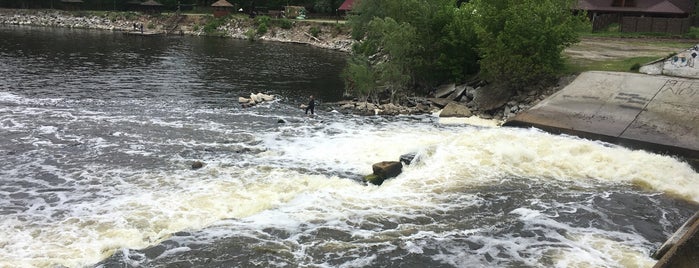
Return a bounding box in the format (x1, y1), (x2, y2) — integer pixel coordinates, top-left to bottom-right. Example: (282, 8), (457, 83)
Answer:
(342, 55), (377, 103)
(464, 0), (585, 90)
(346, 0), (479, 97)
(366, 17), (418, 103)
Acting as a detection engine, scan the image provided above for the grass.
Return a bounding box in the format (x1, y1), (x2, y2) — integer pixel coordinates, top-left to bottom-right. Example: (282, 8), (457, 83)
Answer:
(562, 24), (698, 73)
(564, 56), (664, 74)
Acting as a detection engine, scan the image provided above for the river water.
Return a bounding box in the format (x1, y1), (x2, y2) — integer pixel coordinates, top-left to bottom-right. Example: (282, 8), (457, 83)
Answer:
(1, 25), (698, 268)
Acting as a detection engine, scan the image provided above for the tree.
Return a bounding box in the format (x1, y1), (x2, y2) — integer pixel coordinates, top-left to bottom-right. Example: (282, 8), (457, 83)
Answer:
(345, 0), (480, 99)
(463, 0), (586, 90)
(366, 17), (418, 103)
(342, 55), (377, 103)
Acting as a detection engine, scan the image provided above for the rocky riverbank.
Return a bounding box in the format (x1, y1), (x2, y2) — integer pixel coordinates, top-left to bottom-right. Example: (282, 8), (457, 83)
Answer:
(327, 75), (576, 123)
(0, 8), (572, 124)
(0, 8), (353, 51)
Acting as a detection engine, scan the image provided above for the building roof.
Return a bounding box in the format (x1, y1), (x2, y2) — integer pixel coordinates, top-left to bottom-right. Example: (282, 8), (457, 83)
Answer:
(577, 0), (694, 14)
(211, 0), (234, 7)
(141, 0), (163, 6)
(338, 0), (356, 11)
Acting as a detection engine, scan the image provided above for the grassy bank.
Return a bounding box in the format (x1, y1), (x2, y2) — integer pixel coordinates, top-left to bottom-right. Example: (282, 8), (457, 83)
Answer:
(562, 25), (699, 74)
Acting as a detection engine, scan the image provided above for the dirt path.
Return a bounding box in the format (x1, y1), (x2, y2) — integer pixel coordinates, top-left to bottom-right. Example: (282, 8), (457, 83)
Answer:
(565, 37), (696, 61)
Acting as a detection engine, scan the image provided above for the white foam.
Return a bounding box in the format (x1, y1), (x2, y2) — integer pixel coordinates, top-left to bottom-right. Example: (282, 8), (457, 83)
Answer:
(1, 114), (697, 267)
(438, 116), (502, 127)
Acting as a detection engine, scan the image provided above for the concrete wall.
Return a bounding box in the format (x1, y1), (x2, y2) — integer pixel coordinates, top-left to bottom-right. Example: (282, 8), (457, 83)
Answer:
(504, 71), (699, 161)
(653, 211), (699, 268)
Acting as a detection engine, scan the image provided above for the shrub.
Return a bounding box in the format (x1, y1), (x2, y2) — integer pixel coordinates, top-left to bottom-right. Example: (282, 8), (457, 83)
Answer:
(245, 29), (256, 41)
(254, 16), (271, 26)
(254, 16), (271, 35)
(309, 26), (321, 38)
(203, 17), (226, 34)
(276, 18), (293, 29)
(630, 63), (641, 72)
(257, 23), (268, 35)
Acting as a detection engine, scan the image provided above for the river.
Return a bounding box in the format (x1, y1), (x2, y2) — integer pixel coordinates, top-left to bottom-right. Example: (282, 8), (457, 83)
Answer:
(1, 25), (698, 268)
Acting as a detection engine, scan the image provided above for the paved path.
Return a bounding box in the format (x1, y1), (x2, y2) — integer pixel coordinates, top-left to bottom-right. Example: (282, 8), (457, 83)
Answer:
(505, 71), (699, 160)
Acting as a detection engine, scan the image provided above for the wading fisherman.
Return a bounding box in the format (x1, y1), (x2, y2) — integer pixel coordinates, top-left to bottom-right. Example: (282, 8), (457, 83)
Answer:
(305, 95), (315, 115)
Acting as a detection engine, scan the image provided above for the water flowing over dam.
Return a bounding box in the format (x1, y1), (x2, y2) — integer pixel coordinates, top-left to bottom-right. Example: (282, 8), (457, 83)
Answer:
(505, 71), (699, 164)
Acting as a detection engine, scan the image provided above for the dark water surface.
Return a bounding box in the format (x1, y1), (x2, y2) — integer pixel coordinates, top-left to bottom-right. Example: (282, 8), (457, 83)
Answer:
(1, 25), (698, 268)
(0, 25), (347, 103)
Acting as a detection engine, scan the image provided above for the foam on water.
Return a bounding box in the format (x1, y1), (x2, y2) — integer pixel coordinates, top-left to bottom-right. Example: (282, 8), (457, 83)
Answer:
(1, 92), (698, 267)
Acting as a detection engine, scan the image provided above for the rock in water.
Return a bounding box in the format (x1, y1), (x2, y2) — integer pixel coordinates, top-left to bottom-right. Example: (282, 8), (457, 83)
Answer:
(191, 161), (204, 170)
(365, 161), (403, 186)
(440, 102), (472, 118)
(400, 153), (417, 165)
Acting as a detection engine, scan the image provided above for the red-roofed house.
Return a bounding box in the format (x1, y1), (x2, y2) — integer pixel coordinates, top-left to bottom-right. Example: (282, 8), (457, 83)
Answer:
(338, 0), (356, 12)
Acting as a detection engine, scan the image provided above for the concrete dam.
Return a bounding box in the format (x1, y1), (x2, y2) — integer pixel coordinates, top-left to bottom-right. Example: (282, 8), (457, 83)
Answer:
(504, 71), (699, 164)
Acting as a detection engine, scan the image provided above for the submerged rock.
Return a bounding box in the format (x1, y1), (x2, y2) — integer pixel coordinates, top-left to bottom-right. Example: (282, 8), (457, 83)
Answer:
(191, 161), (204, 170)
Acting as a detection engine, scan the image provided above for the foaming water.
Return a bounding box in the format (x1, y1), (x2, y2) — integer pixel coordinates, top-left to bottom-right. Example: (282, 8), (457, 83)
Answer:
(91, 117), (698, 268)
(1, 26), (698, 268)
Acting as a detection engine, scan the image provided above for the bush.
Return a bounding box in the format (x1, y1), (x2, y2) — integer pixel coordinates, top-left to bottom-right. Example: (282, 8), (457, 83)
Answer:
(466, 0), (586, 90)
(276, 18), (293, 29)
(254, 16), (271, 26)
(254, 16), (271, 35)
(245, 29), (256, 41)
(257, 23), (268, 35)
(203, 17), (226, 34)
(309, 26), (321, 38)
(630, 63), (641, 72)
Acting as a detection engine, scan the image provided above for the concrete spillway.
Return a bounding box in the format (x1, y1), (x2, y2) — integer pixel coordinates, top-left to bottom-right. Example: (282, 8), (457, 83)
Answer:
(504, 71), (699, 161)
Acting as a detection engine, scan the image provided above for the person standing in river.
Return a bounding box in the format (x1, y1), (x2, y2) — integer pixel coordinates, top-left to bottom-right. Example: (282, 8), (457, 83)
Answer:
(305, 95), (315, 115)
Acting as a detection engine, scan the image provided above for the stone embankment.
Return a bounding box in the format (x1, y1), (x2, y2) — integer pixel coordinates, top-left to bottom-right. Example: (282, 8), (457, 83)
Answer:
(0, 8), (353, 51)
(0, 8), (138, 31)
(328, 75), (574, 123)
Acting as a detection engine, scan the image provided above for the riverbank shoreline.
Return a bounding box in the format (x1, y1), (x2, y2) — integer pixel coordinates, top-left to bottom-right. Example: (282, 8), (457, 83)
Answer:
(0, 8), (571, 123)
(0, 8), (354, 51)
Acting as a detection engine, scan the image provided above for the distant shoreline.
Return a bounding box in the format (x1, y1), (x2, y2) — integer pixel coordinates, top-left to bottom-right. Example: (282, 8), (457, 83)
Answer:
(0, 8), (353, 52)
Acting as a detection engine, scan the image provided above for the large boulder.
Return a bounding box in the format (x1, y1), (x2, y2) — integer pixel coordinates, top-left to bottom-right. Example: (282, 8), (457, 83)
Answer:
(427, 98), (451, 108)
(364, 161), (403, 185)
(434, 83), (455, 98)
(447, 84), (467, 101)
(472, 84), (513, 111)
(439, 102), (472, 118)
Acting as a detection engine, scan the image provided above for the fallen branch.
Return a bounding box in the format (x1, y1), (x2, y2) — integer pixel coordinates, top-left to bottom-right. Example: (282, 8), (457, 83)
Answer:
(304, 32), (322, 43)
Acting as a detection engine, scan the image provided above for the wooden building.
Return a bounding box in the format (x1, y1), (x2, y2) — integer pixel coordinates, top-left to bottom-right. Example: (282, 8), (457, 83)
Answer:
(140, 0), (164, 14)
(576, 0), (695, 33)
(211, 0), (234, 18)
